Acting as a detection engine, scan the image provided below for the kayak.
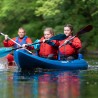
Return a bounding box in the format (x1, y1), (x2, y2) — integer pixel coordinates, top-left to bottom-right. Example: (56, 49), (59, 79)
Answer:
(14, 49), (88, 70)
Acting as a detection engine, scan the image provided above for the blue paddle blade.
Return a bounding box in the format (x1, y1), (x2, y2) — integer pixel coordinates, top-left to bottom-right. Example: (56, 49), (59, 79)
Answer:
(0, 47), (13, 58)
(32, 39), (40, 50)
(50, 34), (66, 40)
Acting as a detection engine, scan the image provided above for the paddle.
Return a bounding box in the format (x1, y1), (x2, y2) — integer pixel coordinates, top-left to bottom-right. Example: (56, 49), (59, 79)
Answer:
(0, 47), (23, 58)
(27, 34), (66, 46)
(49, 34), (66, 40)
(0, 33), (66, 57)
(59, 24), (93, 48)
(0, 32), (32, 53)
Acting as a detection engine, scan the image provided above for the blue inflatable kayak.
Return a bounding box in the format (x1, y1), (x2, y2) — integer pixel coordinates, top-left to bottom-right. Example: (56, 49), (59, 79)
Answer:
(14, 49), (88, 70)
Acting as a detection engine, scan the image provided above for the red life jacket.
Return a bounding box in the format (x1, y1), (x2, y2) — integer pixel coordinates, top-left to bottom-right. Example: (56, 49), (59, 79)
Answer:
(39, 37), (59, 59)
(3, 37), (33, 50)
(59, 36), (82, 56)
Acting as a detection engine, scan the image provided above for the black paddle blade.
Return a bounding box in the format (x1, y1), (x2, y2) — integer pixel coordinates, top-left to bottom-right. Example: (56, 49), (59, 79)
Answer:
(77, 25), (93, 36)
(50, 34), (66, 41)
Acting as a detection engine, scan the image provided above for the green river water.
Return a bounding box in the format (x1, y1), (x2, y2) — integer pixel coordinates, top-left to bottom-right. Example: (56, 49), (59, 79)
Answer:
(0, 58), (98, 98)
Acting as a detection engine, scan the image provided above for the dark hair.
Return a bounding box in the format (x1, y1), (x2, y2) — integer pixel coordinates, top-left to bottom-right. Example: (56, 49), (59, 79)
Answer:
(64, 24), (74, 34)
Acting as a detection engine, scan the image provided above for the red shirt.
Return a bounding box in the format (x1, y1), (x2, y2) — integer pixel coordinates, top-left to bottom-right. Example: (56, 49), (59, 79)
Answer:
(59, 36), (82, 56)
(3, 37), (33, 50)
(39, 37), (59, 58)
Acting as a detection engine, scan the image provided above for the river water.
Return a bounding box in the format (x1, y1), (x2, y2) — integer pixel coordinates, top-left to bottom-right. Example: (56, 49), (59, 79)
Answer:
(0, 59), (98, 98)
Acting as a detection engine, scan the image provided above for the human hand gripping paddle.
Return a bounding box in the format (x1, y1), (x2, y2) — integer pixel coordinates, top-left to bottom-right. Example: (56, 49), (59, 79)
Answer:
(0, 32), (32, 54)
(59, 24), (93, 48)
(0, 25), (92, 57)
(26, 34), (66, 46)
(27, 25), (92, 47)
(25, 34), (66, 50)
(0, 33), (66, 58)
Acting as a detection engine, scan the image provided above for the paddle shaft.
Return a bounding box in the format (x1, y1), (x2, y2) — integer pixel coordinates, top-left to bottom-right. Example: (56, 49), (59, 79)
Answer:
(0, 32), (21, 46)
(59, 36), (76, 48)
(12, 47), (23, 51)
(27, 41), (42, 46)
(26, 34), (66, 46)
(0, 32), (32, 53)
(27, 38), (61, 46)
(59, 25), (93, 48)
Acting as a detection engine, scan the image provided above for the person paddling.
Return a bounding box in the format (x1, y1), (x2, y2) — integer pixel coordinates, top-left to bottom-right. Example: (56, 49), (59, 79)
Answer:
(38, 27), (59, 60)
(3, 27), (33, 65)
(59, 24), (82, 61)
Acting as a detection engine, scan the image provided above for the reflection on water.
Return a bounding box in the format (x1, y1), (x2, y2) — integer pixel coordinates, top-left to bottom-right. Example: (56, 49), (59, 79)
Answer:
(0, 64), (98, 98)
(0, 70), (81, 98)
(0, 72), (8, 98)
(13, 72), (39, 98)
(57, 72), (80, 98)
(38, 73), (57, 98)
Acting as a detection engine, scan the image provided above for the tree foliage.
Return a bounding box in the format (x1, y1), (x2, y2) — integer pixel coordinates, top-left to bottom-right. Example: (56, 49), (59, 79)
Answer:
(0, 0), (98, 51)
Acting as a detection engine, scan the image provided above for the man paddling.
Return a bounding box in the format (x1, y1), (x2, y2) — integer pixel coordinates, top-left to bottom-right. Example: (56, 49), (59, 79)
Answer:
(3, 27), (33, 65)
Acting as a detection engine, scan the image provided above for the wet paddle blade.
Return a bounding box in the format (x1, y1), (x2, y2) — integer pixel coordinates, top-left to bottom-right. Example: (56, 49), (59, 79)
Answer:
(50, 34), (66, 40)
(0, 47), (13, 58)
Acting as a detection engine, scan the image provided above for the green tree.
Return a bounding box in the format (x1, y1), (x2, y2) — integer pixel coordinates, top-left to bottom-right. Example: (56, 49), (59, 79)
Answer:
(0, 0), (98, 51)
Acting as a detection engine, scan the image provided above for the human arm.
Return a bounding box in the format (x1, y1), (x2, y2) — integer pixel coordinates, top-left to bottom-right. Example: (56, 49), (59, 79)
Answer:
(3, 37), (16, 47)
(24, 37), (34, 50)
(40, 37), (59, 47)
(71, 37), (82, 49)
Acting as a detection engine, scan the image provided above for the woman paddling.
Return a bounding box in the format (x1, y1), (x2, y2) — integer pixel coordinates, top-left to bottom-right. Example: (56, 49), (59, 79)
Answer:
(59, 24), (82, 61)
(38, 27), (59, 60)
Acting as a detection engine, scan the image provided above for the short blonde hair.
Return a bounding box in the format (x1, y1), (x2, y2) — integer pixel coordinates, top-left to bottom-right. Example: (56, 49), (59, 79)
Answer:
(44, 27), (54, 35)
(18, 27), (26, 33)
